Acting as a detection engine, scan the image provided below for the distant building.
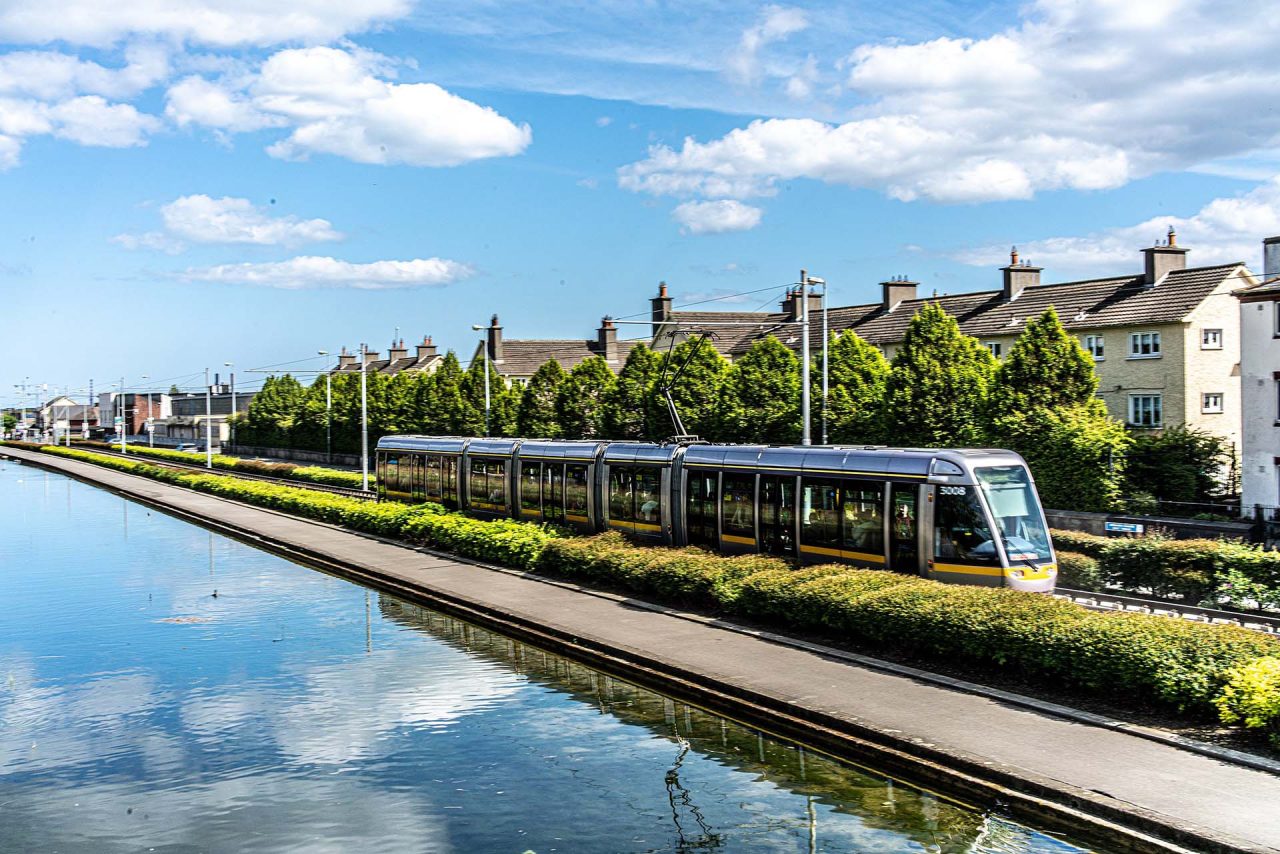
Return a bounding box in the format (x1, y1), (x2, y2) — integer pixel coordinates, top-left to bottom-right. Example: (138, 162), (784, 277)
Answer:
(98, 391), (168, 437)
(652, 231), (1251, 450)
(470, 314), (622, 385)
(151, 380), (253, 448)
(36, 395), (97, 439)
(1235, 237), (1280, 513)
(331, 336), (444, 376)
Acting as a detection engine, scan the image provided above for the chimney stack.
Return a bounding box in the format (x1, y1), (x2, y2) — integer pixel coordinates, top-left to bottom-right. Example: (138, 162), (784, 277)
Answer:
(388, 337), (408, 361)
(1264, 237), (1280, 282)
(597, 316), (619, 364)
(487, 313), (504, 363)
(651, 281), (673, 339)
(415, 335), (438, 361)
(1141, 226), (1189, 286)
(362, 347), (381, 366)
(1001, 246), (1041, 301)
(337, 346), (356, 368)
(880, 275), (918, 312)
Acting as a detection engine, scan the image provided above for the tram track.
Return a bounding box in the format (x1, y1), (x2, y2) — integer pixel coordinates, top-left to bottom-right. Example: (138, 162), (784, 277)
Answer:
(73, 445), (378, 501)
(1054, 586), (1280, 635)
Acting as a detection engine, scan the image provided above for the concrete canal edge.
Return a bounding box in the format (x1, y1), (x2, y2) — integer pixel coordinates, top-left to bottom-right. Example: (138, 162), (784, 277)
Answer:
(4, 445), (1277, 854)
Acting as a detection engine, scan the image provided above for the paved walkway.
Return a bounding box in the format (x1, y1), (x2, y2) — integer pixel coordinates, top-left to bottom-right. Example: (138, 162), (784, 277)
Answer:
(6, 446), (1280, 854)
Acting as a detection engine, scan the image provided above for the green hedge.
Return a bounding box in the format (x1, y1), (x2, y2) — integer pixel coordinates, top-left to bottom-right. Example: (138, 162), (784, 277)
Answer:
(537, 533), (1280, 730)
(86, 441), (370, 489)
(33, 445), (556, 569)
(1051, 528), (1280, 607)
(11, 441), (1280, 738)
(1053, 551), (1104, 591)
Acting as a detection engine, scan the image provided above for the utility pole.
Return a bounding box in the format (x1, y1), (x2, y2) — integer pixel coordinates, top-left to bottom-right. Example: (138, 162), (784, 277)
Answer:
(225, 362), (236, 450)
(471, 324), (491, 436)
(119, 377), (128, 454)
(800, 270), (811, 446)
(360, 343), (369, 491)
(86, 378), (93, 440)
(204, 367), (213, 469)
(318, 351), (333, 464)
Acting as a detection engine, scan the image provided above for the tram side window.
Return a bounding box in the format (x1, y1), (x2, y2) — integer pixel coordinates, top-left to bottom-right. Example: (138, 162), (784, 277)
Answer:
(521, 462), (542, 513)
(721, 474), (755, 538)
(685, 471), (717, 545)
(424, 455), (442, 500)
(842, 482), (884, 554)
(801, 478), (840, 548)
(470, 459), (506, 509)
(565, 465), (589, 518)
(487, 460), (506, 507)
(635, 466), (661, 524)
(376, 455), (387, 493)
(934, 485), (998, 564)
(609, 466), (635, 522)
(442, 457), (457, 506)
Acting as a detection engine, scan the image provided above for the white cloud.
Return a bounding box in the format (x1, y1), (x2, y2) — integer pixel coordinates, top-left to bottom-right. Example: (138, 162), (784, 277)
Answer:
(167, 46), (532, 167)
(672, 199), (763, 235)
(167, 195), (342, 246)
(727, 5), (809, 86)
(0, 0), (411, 48)
(0, 44), (169, 100)
(180, 255), (475, 289)
(47, 95), (160, 147)
(955, 177), (1280, 275)
(622, 0), (1280, 205)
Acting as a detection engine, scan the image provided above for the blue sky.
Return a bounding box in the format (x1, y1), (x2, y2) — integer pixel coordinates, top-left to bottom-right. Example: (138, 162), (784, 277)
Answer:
(3, 0), (1280, 403)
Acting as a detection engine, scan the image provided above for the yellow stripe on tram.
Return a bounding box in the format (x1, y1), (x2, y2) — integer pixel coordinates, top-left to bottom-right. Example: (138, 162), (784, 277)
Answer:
(721, 534), (755, 546)
(931, 562), (1004, 577)
(565, 514), (588, 523)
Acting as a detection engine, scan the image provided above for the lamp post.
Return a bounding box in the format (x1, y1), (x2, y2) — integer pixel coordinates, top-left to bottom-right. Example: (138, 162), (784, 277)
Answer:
(471, 324), (491, 437)
(224, 362), (236, 450)
(360, 343), (369, 491)
(799, 270), (811, 446)
(118, 377), (128, 454)
(141, 375), (154, 447)
(805, 276), (829, 445)
(204, 367), (213, 469)
(317, 351), (333, 464)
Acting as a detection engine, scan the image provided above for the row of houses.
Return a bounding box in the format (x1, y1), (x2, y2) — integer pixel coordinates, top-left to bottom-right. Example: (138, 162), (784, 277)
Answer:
(343, 231), (1274, 512)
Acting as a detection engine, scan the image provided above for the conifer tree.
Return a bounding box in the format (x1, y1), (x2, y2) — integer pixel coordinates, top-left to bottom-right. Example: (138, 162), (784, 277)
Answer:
(881, 303), (995, 446)
(988, 307), (1097, 413)
(490, 382), (522, 437)
(242, 374), (306, 447)
(658, 337), (729, 440)
(819, 330), (889, 444)
(602, 342), (663, 440)
(716, 335), (801, 443)
(461, 351), (506, 435)
(556, 356), (616, 439)
(430, 352), (481, 435)
(517, 359), (567, 437)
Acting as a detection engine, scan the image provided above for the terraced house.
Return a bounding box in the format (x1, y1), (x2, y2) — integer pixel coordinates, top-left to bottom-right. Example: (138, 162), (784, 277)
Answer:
(651, 230), (1253, 452)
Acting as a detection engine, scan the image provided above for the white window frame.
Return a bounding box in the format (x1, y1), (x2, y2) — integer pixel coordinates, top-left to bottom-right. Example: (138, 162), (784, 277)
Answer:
(1202, 392), (1224, 414)
(984, 341), (1002, 358)
(1082, 334), (1104, 360)
(1128, 331), (1162, 359)
(1201, 328), (1223, 350)
(1128, 394), (1163, 427)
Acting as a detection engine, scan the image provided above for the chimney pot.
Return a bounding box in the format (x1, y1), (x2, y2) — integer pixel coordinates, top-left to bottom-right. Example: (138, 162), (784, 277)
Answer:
(880, 276), (918, 312)
(1001, 253), (1041, 300)
(1142, 234), (1189, 285)
(659, 281), (668, 298)
(1010, 245), (1019, 267)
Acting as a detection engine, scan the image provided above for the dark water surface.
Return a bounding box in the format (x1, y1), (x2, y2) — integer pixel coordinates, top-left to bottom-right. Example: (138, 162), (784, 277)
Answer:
(0, 461), (1099, 853)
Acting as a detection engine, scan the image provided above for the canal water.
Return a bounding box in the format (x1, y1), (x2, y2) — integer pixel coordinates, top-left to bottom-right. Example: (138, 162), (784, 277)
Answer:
(0, 461), (1098, 853)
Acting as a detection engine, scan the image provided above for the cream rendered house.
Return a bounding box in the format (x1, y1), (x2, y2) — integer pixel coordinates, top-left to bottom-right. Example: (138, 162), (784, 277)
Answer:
(652, 230), (1252, 452)
(1235, 237), (1280, 513)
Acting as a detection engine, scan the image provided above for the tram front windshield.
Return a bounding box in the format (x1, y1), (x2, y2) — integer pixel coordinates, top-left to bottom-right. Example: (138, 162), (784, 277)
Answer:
(975, 465), (1053, 563)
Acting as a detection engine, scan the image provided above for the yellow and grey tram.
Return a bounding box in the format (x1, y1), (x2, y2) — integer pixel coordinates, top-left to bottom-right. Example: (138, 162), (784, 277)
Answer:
(375, 437), (1057, 592)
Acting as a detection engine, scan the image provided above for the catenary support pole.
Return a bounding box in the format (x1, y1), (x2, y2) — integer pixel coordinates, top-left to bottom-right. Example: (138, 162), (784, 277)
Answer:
(360, 343), (369, 491)
(800, 270), (811, 446)
(205, 367), (213, 469)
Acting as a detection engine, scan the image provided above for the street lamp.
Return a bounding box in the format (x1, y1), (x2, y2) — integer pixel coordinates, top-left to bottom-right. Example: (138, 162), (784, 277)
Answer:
(805, 276), (830, 445)
(141, 375), (154, 447)
(118, 377), (128, 454)
(317, 351), (333, 463)
(359, 343), (369, 491)
(224, 361), (236, 450)
(204, 367), (213, 469)
(471, 324), (491, 437)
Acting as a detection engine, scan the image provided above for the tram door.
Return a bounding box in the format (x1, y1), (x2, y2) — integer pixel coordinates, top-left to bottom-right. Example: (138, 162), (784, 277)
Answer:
(685, 470), (717, 547)
(890, 484), (919, 573)
(759, 475), (795, 556)
(544, 464), (565, 523)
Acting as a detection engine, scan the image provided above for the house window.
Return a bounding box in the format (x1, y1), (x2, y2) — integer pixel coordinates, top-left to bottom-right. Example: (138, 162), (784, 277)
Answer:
(1128, 331), (1161, 358)
(984, 341), (1002, 358)
(1201, 328), (1222, 349)
(1082, 335), (1104, 360)
(1202, 393), (1224, 414)
(1274, 303), (1280, 338)
(1128, 394), (1163, 427)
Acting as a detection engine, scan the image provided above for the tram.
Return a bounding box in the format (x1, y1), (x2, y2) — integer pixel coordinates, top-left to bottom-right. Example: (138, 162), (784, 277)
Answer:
(375, 437), (1057, 592)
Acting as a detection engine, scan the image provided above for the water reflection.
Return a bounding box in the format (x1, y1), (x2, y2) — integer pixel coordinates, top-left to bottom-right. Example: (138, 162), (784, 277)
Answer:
(0, 461), (1095, 853)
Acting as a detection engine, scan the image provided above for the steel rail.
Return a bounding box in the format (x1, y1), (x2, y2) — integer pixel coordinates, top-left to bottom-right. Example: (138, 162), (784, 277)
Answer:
(1054, 586), (1280, 635)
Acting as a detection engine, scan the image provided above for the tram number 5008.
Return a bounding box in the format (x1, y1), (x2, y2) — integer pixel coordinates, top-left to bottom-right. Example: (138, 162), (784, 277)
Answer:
(939, 486), (967, 496)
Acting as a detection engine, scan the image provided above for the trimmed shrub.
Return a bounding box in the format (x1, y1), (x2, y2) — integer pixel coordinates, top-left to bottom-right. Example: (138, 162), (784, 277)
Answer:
(1214, 657), (1280, 743)
(1055, 551), (1103, 591)
(1050, 529), (1108, 558)
(91, 441), (369, 489)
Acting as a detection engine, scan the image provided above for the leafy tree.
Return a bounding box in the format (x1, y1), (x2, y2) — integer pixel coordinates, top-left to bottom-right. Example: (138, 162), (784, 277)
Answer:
(603, 342), (664, 441)
(517, 359), (567, 438)
(556, 356), (616, 439)
(241, 374), (307, 447)
(658, 337), (729, 440)
(490, 382), (522, 437)
(819, 330), (889, 444)
(989, 307), (1097, 413)
(2, 412), (15, 435)
(1123, 426), (1233, 504)
(881, 303), (995, 446)
(996, 402), (1130, 511)
(462, 353), (508, 435)
(431, 352), (482, 435)
(717, 335), (801, 443)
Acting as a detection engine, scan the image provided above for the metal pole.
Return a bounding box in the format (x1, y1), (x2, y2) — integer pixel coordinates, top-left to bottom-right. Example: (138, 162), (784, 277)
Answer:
(205, 367), (213, 469)
(149, 385), (154, 447)
(800, 270), (811, 446)
(225, 362), (236, 450)
(821, 282), (829, 445)
(326, 371), (332, 464)
(360, 343), (369, 491)
(120, 377), (127, 454)
(482, 341), (491, 437)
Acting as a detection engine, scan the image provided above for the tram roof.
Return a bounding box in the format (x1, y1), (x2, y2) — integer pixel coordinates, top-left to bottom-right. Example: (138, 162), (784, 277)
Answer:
(377, 435), (469, 453)
(518, 440), (605, 461)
